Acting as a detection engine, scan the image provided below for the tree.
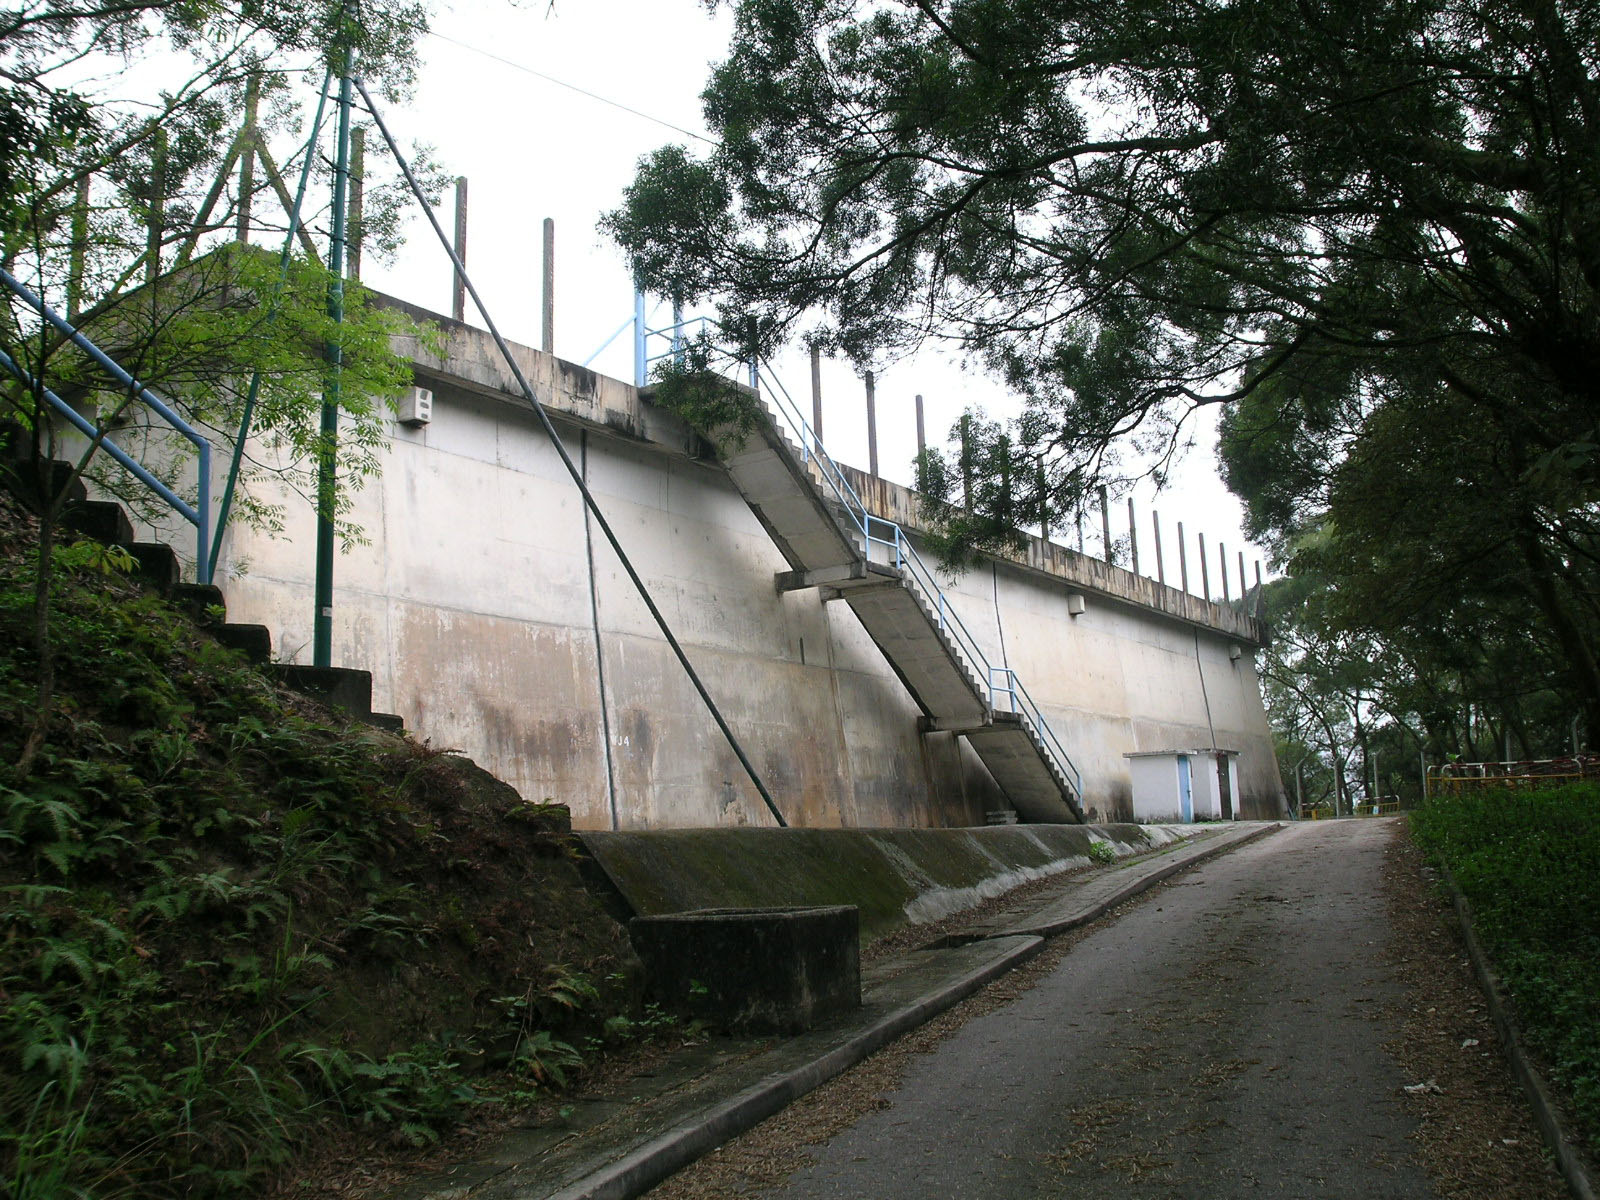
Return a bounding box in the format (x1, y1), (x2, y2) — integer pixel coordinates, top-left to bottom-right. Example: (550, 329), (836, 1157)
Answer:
(0, 3), (440, 773)
(604, 0), (1600, 727)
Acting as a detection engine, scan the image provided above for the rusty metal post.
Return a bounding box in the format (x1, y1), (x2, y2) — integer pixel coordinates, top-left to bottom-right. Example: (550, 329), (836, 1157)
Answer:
(1038, 461), (1050, 541)
(347, 127), (365, 280)
(810, 346), (823, 440)
(1199, 531), (1210, 599)
(236, 73), (260, 243)
(1178, 521), (1190, 593)
(542, 217), (555, 353)
(451, 175), (468, 321)
(1153, 510), (1165, 584)
(865, 371), (878, 476)
(146, 128), (167, 284)
(68, 174), (90, 320)
(1219, 541), (1230, 602)
(960, 414), (974, 510)
(1127, 497), (1139, 575)
(1099, 485), (1111, 563)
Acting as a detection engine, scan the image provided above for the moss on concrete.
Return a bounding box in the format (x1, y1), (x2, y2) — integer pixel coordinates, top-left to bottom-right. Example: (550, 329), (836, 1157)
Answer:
(580, 823), (1189, 944)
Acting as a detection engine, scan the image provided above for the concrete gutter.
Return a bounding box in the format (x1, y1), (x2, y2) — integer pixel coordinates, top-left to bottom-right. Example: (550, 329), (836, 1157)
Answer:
(395, 821), (1281, 1200)
(1441, 867), (1597, 1200)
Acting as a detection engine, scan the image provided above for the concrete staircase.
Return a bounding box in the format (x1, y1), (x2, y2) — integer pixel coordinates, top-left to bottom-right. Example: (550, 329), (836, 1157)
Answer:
(0, 432), (402, 733)
(701, 392), (1083, 824)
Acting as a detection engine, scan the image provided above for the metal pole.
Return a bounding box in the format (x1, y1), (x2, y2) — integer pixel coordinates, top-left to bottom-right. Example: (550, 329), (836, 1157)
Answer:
(1199, 531), (1210, 599)
(312, 54), (354, 670)
(348, 127), (365, 280)
(1238, 549), (1247, 601)
(236, 73), (260, 243)
(451, 175), (467, 321)
(1153, 509), (1165, 584)
(671, 296), (684, 367)
(1099, 485), (1111, 563)
(1127, 497), (1139, 575)
(1219, 541), (1230, 602)
(746, 316), (758, 392)
(146, 128), (167, 285)
(865, 370), (878, 477)
(633, 289), (647, 387)
(67, 175), (90, 320)
(960, 414), (973, 510)
(810, 346), (823, 440)
(1038, 461), (1049, 541)
(1177, 521), (1189, 593)
(914, 393), (925, 458)
(541, 217), (555, 353)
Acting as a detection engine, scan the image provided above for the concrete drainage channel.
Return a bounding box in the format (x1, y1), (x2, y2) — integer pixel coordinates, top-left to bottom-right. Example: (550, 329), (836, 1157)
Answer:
(391, 821), (1282, 1200)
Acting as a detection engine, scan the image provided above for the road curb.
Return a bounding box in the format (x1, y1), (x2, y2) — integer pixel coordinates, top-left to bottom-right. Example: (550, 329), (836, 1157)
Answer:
(545, 935), (1044, 1200)
(548, 821), (1283, 1200)
(1440, 866), (1597, 1200)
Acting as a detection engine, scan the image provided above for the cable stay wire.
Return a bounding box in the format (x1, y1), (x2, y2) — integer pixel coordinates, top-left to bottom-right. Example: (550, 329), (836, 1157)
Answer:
(416, 22), (719, 146)
(351, 73), (784, 828)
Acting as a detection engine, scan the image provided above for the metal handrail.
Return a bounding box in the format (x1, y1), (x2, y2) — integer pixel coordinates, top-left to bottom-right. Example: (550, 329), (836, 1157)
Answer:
(631, 305), (1083, 803)
(1, 268), (213, 582)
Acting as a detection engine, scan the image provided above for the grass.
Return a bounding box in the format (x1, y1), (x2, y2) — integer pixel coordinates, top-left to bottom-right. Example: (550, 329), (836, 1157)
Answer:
(0, 494), (651, 1197)
(1410, 784), (1600, 1154)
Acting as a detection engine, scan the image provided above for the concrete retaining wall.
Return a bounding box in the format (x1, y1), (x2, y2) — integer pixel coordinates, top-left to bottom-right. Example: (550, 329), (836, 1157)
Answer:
(580, 823), (1195, 942)
(117, 297), (1286, 829)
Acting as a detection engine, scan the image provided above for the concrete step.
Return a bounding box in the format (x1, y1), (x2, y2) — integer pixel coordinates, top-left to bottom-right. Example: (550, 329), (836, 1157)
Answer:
(63, 498), (134, 546)
(170, 582), (226, 622)
(0, 456), (88, 508)
(267, 664), (376, 718)
(215, 623), (272, 664)
(128, 541), (180, 591)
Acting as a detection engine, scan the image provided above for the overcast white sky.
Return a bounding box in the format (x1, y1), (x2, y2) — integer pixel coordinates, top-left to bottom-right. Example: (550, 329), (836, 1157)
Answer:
(359, 1), (1271, 596)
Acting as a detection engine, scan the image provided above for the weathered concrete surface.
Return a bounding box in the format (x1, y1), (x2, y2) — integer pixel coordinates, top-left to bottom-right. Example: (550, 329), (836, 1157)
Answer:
(759, 820), (1436, 1200)
(114, 298), (1286, 829)
(630, 906), (861, 1033)
(579, 823), (1195, 942)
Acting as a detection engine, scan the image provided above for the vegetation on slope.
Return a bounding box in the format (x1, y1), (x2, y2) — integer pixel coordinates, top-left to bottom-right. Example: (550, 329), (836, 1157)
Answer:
(1410, 786), (1600, 1154)
(0, 494), (643, 1197)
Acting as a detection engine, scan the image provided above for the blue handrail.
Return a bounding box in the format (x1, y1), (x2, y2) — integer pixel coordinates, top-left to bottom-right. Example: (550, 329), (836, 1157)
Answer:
(633, 304), (1083, 804)
(1, 268), (213, 582)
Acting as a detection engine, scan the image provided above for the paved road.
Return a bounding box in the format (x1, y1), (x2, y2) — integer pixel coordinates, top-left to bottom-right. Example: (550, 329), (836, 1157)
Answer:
(763, 820), (1435, 1199)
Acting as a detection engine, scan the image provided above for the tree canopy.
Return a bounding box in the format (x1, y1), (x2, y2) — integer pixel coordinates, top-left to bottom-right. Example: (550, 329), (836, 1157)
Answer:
(607, 0), (1600, 735)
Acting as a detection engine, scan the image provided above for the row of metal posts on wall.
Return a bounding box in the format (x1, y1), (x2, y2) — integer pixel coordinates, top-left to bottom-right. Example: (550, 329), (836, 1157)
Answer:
(794, 345), (1268, 615)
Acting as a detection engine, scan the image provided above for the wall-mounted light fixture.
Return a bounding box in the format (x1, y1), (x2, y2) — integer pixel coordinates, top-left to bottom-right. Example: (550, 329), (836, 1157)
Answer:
(1067, 593), (1086, 617)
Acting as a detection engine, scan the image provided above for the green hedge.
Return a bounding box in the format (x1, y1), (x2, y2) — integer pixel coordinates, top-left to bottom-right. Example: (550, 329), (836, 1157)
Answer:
(1410, 784), (1600, 1152)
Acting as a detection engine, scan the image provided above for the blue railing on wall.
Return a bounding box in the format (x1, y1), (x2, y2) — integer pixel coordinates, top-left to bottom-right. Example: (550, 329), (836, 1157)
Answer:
(0, 268), (213, 583)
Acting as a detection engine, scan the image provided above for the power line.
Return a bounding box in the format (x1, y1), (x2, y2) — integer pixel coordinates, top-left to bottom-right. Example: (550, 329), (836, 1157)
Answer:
(420, 24), (719, 147)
